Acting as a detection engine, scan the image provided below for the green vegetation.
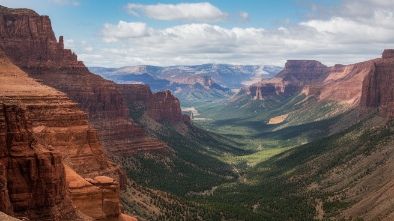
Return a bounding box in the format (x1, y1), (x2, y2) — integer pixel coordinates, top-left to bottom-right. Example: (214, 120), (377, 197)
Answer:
(117, 89), (392, 220)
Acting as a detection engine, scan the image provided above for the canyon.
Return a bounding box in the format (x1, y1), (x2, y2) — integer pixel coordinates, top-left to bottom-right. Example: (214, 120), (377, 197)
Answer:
(2, 3), (394, 221)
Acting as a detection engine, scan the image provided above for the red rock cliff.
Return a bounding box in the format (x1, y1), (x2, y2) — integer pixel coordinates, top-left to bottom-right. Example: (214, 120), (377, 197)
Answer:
(241, 60), (329, 100)
(242, 59), (374, 106)
(0, 6), (175, 156)
(118, 84), (190, 123)
(0, 46), (135, 220)
(361, 49), (394, 117)
(0, 103), (85, 220)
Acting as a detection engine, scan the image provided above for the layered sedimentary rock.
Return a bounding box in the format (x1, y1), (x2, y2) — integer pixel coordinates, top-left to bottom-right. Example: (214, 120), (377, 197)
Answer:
(242, 59), (374, 105)
(117, 84), (190, 122)
(0, 38), (128, 220)
(0, 5), (182, 155)
(0, 103), (83, 220)
(148, 90), (188, 122)
(361, 49), (394, 117)
(0, 46), (121, 181)
(65, 165), (138, 220)
(119, 84), (189, 122)
(241, 60), (329, 100)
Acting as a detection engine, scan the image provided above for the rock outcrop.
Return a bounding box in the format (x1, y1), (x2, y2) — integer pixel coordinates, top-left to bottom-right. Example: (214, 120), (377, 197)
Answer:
(360, 49), (394, 117)
(242, 59), (374, 106)
(0, 30), (129, 220)
(0, 103), (82, 220)
(241, 60), (330, 100)
(119, 84), (190, 122)
(148, 90), (188, 122)
(65, 165), (137, 220)
(0, 5), (184, 155)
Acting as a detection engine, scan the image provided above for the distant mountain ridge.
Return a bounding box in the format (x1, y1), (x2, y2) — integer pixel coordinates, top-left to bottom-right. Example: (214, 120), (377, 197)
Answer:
(89, 64), (282, 105)
(90, 64), (282, 89)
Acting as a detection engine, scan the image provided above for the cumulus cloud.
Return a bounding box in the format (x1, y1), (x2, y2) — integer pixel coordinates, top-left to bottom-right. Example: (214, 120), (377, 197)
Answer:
(79, 0), (394, 67)
(94, 10), (394, 67)
(102, 21), (153, 42)
(335, 0), (393, 18)
(126, 2), (228, 22)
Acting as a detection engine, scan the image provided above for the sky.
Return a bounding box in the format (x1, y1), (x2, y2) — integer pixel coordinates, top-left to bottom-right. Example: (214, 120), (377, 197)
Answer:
(0, 0), (394, 68)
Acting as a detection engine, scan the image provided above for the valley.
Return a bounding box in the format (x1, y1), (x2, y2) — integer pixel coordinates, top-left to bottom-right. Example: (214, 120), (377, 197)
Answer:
(1, 4), (394, 221)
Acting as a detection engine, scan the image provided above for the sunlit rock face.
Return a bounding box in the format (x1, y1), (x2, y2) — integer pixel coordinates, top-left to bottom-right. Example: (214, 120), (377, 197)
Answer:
(242, 58), (377, 107)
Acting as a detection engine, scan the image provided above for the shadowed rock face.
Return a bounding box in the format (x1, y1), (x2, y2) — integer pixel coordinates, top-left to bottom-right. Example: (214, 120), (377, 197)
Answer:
(360, 50), (394, 117)
(118, 84), (190, 123)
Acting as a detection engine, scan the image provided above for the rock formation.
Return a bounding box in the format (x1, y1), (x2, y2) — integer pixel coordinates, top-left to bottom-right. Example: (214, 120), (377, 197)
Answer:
(0, 5), (186, 155)
(118, 84), (190, 122)
(0, 103), (81, 220)
(240, 60), (330, 100)
(0, 26), (131, 220)
(242, 59), (375, 106)
(360, 49), (394, 117)
(65, 165), (136, 221)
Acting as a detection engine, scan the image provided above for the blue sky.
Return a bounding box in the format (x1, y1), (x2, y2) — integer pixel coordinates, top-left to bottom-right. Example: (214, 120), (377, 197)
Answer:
(0, 0), (393, 67)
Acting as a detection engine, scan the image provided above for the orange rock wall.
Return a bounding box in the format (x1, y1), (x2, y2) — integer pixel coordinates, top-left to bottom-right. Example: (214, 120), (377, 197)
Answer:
(0, 103), (84, 220)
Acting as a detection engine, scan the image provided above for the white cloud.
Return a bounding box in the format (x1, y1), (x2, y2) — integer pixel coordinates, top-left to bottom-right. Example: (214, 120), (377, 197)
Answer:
(48, 0), (79, 6)
(102, 21), (153, 42)
(90, 11), (394, 67)
(126, 2), (228, 22)
(72, 0), (394, 67)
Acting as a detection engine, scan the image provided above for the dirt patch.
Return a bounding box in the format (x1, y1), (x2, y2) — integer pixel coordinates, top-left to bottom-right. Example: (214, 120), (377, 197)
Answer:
(267, 114), (287, 124)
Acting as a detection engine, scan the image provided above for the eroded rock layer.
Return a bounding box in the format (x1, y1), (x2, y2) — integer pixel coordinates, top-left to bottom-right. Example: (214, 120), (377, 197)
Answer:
(0, 103), (83, 220)
(0, 5), (181, 155)
(361, 50), (394, 117)
(242, 58), (375, 106)
(118, 84), (190, 123)
(0, 42), (128, 220)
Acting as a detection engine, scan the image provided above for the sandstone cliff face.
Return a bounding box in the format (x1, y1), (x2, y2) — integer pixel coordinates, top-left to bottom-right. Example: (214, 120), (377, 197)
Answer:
(0, 103), (82, 220)
(119, 84), (190, 123)
(0, 46), (121, 181)
(0, 6), (183, 155)
(0, 6), (84, 70)
(360, 50), (394, 117)
(148, 90), (186, 122)
(170, 75), (215, 87)
(242, 59), (374, 106)
(241, 60), (329, 100)
(0, 38), (128, 220)
(65, 165), (132, 220)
